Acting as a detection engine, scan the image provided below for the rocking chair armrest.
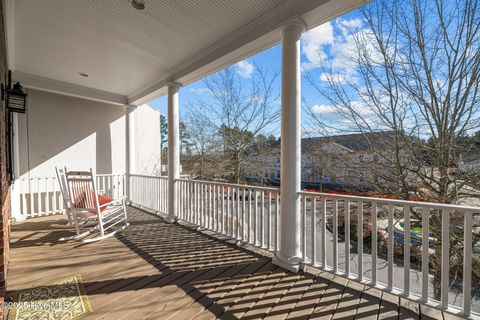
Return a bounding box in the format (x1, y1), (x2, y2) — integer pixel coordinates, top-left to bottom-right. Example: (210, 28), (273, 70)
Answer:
(98, 200), (115, 209)
(98, 196), (126, 208)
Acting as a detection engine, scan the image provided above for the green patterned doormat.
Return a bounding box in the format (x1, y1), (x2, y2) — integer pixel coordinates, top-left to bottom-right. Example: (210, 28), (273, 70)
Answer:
(7, 274), (92, 320)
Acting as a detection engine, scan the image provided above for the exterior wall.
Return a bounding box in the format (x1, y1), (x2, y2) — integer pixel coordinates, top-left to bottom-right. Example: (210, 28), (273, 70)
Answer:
(14, 93), (162, 178)
(0, 1), (11, 318)
(12, 90), (161, 220)
(16, 89), (127, 178)
(242, 141), (385, 190)
(131, 104), (161, 175)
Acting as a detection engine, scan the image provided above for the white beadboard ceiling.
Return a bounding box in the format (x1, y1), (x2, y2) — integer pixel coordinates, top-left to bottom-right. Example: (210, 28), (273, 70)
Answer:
(6, 0), (368, 105)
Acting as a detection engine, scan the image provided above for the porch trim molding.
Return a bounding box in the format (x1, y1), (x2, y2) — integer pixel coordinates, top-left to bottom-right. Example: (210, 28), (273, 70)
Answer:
(13, 71), (128, 106)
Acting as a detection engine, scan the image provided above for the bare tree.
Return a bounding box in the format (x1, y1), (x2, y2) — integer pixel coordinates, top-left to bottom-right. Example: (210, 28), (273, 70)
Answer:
(186, 64), (280, 183)
(182, 112), (221, 180)
(306, 0), (480, 299)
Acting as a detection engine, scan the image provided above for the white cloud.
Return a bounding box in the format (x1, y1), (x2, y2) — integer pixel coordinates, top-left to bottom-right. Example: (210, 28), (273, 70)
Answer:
(311, 104), (337, 116)
(301, 22), (334, 71)
(336, 18), (363, 35)
(236, 60), (254, 78)
(302, 18), (370, 83)
(189, 87), (212, 95)
(319, 72), (356, 84)
(311, 101), (374, 124)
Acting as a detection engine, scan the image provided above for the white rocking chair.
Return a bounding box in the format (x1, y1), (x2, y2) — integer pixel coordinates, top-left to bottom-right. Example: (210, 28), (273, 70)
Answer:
(65, 168), (128, 243)
(55, 167), (98, 240)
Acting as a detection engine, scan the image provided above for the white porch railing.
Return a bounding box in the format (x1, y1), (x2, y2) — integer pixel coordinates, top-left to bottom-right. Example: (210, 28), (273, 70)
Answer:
(11, 174), (126, 219)
(176, 179), (280, 251)
(298, 191), (479, 317)
(128, 174), (168, 213)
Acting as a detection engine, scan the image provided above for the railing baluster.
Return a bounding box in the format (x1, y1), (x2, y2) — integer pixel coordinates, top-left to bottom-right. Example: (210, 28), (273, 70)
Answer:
(441, 209), (449, 309)
(196, 182), (200, 225)
(345, 200), (350, 277)
(403, 205), (410, 295)
(261, 190), (265, 247)
(248, 189), (252, 243)
(227, 186), (231, 236)
(52, 177), (57, 213)
(190, 182), (193, 223)
(242, 188), (246, 242)
(44, 177), (49, 214)
(231, 187), (234, 237)
(268, 191), (272, 250)
(221, 185), (225, 234)
(203, 184), (207, 228)
(182, 181), (185, 220)
(463, 211), (472, 316)
(372, 202), (377, 286)
(421, 207), (429, 302)
(275, 192), (279, 251)
(21, 179), (27, 216)
(182, 181), (186, 219)
(358, 201), (363, 281)
(37, 178), (41, 216)
(321, 198), (326, 269)
(302, 195), (307, 262)
(198, 183), (201, 226)
(254, 190), (258, 245)
(212, 185), (216, 231)
(184, 181), (187, 219)
(311, 196), (316, 265)
(388, 204), (394, 291)
(236, 187), (240, 239)
(29, 178), (34, 215)
(333, 199), (338, 273)
(209, 184), (213, 229)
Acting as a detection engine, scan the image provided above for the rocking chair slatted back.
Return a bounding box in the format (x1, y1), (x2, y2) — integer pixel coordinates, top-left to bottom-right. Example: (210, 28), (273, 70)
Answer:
(67, 169), (100, 212)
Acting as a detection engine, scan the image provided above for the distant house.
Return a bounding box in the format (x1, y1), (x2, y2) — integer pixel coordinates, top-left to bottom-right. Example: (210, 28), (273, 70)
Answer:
(241, 132), (399, 191)
(459, 155), (480, 173)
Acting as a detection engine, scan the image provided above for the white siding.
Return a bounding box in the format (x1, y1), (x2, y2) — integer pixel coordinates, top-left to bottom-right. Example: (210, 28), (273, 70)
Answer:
(16, 89), (127, 177)
(132, 104), (162, 175)
(15, 90), (161, 178)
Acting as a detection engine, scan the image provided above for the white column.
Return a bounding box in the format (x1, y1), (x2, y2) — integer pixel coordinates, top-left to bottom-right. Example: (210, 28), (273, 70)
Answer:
(272, 20), (304, 273)
(167, 83), (181, 222)
(125, 105), (137, 202)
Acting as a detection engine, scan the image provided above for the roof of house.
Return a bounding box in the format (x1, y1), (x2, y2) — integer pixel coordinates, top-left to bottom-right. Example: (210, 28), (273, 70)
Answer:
(302, 131), (397, 152)
(246, 131), (397, 155)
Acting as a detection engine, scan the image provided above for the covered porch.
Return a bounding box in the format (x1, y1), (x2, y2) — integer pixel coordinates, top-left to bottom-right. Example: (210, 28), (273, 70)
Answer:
(3, 0), (480, 319)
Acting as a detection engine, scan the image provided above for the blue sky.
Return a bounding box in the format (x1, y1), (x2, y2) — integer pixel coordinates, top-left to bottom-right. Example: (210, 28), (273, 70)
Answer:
(148, 9), (364, 137)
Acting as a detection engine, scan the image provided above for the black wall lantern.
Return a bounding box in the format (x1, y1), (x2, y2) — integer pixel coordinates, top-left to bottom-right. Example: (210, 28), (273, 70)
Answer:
(5, 71), (27, 113)
(1, 70), (28, 181)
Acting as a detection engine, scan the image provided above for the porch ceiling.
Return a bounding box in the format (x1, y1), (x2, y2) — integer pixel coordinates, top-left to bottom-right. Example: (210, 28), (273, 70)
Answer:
(6, 0), (367, 105)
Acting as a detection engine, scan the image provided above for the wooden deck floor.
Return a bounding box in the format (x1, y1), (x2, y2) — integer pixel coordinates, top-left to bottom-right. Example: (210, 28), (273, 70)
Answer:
(6, 207), (458, 320)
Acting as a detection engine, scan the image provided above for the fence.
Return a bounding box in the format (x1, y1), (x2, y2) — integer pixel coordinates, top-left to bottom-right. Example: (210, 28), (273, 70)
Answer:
(128, 174), (168, 213)
(176, 179), (280, 252)
(298, 191), (479, 316)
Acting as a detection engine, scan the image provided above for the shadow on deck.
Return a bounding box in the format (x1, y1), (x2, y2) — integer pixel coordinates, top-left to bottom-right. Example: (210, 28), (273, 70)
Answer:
(6, 207), (456, 319)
